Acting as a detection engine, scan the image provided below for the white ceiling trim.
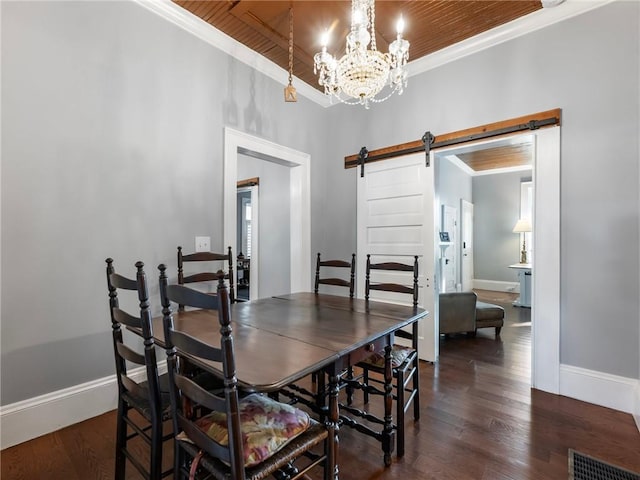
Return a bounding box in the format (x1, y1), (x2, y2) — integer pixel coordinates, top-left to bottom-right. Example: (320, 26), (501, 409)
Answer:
(134, 0), (331, 107)
(407, 0), (615, 77)
(136, 0), (614, 109)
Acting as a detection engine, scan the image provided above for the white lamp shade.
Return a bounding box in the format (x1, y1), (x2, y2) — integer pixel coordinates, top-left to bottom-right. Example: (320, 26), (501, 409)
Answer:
(512, 218), (532, 233)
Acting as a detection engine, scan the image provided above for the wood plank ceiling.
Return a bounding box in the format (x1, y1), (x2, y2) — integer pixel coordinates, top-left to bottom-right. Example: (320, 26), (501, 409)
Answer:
(457, 142), (533, 172)
(173, 1), (543, 91)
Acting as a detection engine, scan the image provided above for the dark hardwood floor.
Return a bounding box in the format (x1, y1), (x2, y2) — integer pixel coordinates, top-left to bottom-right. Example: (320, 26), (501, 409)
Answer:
(3, 290), (639, 479)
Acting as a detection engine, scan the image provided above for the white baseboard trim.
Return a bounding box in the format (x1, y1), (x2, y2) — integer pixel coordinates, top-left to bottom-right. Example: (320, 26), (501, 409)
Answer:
(0, 363), (168, 450)
(4, 362), (638, 449)
(473, 279), (519, 293)
(559, 364), (639, 417)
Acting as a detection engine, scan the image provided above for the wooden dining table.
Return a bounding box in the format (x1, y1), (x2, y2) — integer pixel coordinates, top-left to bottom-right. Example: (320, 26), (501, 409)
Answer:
(151, 292), (428, 477)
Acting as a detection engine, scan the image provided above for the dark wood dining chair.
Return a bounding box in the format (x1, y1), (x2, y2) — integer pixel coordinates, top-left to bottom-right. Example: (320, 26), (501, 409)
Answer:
(177, 245), (235, 305)
(314, 252), (356, 297)
(359, 254), (420, 458)
(310, 252), (356, 404)
(105, 259), (173, 480)
(158, 267), (329, 480)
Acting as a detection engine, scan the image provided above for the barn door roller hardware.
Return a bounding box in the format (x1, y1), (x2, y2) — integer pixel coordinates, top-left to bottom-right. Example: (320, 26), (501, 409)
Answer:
(422, 132), (435, 167)
(358, 147), (368, 178)
(345, 109), (561, 174)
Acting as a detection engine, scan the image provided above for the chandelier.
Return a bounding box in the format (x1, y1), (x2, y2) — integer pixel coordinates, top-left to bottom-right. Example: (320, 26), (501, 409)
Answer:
(313, 0), (410, 109)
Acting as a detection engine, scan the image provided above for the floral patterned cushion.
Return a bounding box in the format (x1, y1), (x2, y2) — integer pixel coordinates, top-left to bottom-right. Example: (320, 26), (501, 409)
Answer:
(361, 344), (415, 369)
(186, 393), (311, 468)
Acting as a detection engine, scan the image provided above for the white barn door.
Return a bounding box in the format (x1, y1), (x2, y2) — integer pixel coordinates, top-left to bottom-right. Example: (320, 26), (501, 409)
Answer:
(357, 153), (437, 362)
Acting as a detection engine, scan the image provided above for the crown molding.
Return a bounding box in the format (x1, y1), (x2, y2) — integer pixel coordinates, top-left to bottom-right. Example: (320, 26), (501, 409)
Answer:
(134, 0), (331, 108)
(136, 0), (614, 109)
(406, 0), (616, 77)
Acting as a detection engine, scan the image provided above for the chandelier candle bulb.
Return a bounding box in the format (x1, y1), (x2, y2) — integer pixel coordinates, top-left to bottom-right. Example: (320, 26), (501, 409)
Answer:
(321, 31), (329, 48)
(353, 9), (364, 27)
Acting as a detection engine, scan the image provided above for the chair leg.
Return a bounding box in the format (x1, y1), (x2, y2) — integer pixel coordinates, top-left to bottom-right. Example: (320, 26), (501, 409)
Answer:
(395, 369), (406, 458)
(346, 366), (354, 405)
(363, 367), (370, 404)
(174, 441), (185, 480)
(114, 402), (127, 480)
(150, 417), (163, 480)
(495, 326), (502, 336)
(317, 371), (327, 421)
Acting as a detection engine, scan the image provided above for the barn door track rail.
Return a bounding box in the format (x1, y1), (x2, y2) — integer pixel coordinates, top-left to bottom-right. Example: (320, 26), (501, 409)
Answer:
(345, 109), (561, 176)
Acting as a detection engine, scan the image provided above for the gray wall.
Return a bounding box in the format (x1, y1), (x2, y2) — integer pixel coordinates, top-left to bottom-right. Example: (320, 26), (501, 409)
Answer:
(473, 172), (531, 282)
(320, 1), (639, 379)
(1, 0), (639, 406)
(436, 159), (532, 285)
(437, 158), (473, 212)
(436, 157), (472, 286)
(1, 1), (329, 405)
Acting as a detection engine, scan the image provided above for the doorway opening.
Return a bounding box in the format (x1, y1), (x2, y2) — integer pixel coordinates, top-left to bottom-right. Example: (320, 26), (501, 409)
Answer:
(433, 127), (560, 393)
(223, 128), (311, 300)
(236, 183), (257, 301)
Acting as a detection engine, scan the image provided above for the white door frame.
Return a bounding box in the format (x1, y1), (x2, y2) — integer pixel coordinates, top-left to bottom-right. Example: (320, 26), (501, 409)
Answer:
(223, 127), (311, 297)
(531, 127), (560, 394)
(432, 127), (560, 394)
(460, 199), (474, 292)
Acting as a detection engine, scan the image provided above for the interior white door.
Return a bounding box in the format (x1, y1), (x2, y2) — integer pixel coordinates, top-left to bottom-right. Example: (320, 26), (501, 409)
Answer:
(441, 205), (457, 292)
(236, 185), (259, 301)
(357, 153), (436, 362)
(460, 199), (474, 292)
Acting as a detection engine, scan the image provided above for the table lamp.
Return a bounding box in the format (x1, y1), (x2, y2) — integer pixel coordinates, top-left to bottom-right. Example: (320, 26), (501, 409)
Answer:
(513, 218), (532, 264)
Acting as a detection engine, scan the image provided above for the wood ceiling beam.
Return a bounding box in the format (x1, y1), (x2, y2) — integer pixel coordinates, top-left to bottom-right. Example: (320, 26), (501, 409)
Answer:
(228, 1), (316, 69)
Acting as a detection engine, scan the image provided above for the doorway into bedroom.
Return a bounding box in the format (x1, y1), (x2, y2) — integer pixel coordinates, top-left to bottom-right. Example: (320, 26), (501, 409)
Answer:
(435, 135), (534, 298)
(433, 128), (558, 390)
(435, 135), (534, 383)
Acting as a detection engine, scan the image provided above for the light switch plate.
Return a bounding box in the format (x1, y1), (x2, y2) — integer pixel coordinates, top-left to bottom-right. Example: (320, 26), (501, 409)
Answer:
(195, 236), (210, 252)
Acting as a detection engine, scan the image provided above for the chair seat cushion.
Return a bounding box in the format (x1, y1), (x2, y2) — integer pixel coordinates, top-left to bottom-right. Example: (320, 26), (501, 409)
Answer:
(186, 393), (311, 468)
(360, 344), (415, 369)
